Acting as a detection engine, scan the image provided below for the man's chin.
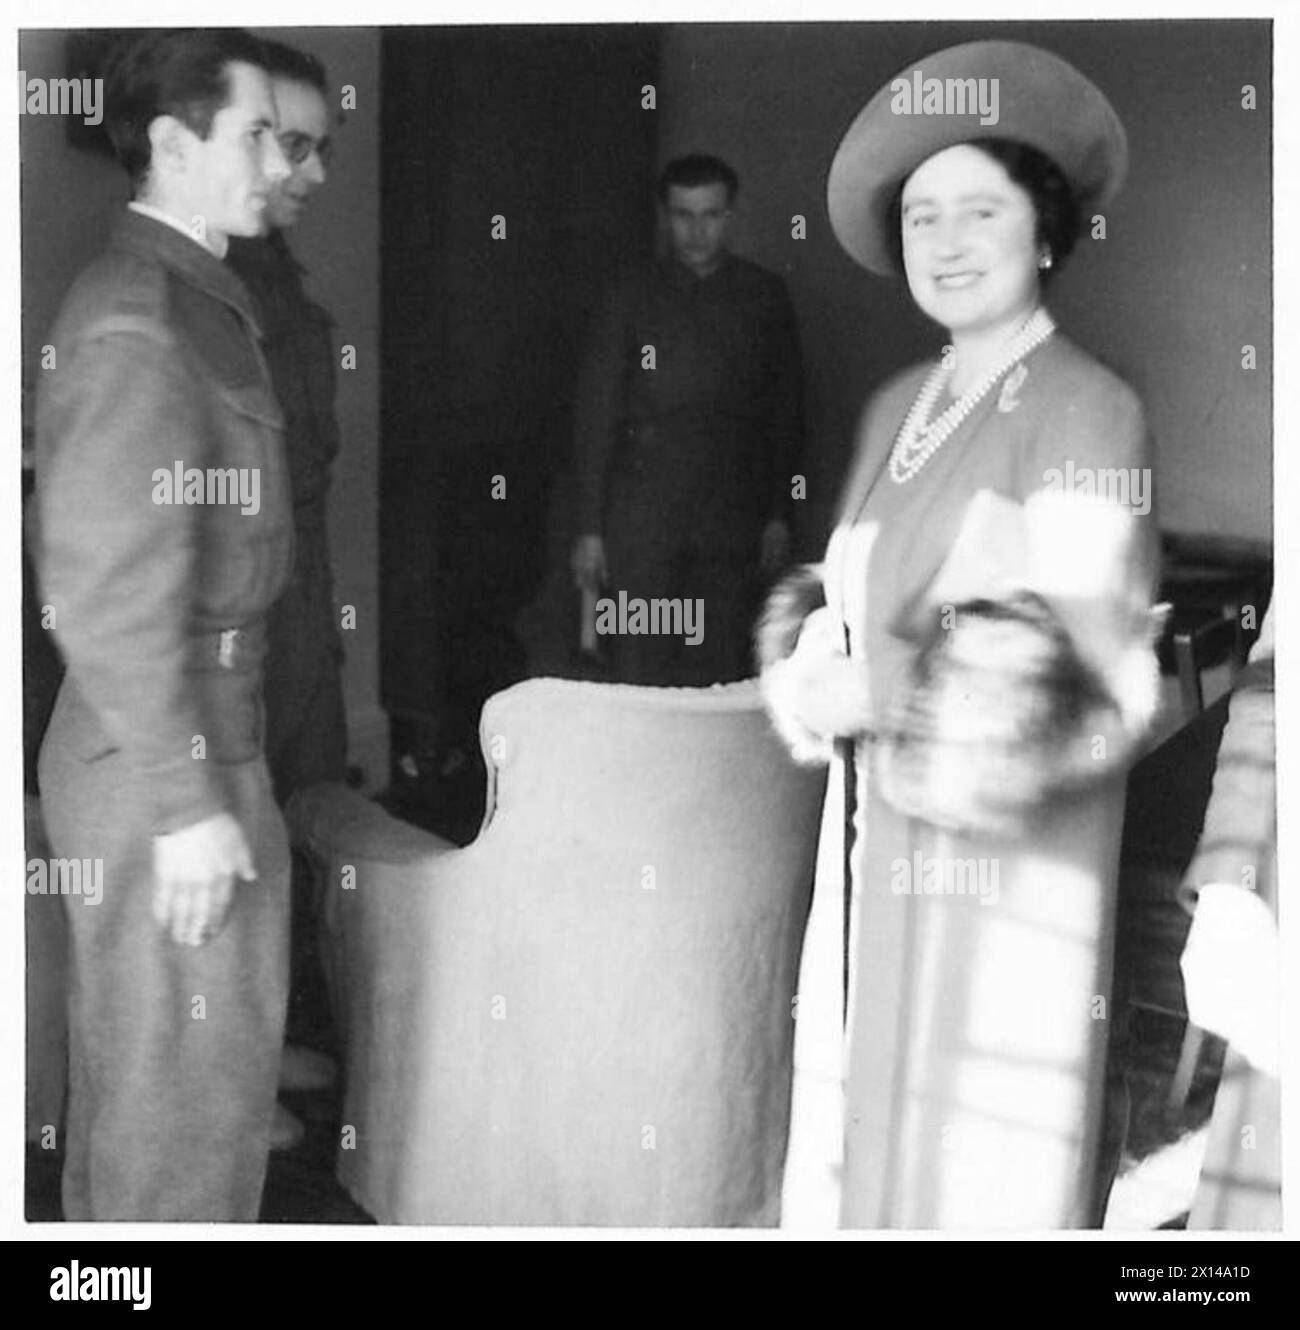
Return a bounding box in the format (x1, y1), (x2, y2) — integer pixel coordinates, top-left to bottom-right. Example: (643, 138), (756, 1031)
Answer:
(228, 214), (268, 239)
(681, 253), (723, 277)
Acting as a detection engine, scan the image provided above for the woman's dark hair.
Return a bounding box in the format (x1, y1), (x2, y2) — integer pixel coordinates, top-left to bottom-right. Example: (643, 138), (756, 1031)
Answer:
(885, 138), (1082, 282)
(104, 28), (270, 190)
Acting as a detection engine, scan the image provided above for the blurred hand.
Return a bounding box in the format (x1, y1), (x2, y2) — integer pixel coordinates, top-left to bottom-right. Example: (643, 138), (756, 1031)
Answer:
(1180, 883), (1279, 1075)
(571, 533), (607, 592)
(783, 607), (871, 740)
(759, 518), (791, 575)
(152, 811), (256, 948)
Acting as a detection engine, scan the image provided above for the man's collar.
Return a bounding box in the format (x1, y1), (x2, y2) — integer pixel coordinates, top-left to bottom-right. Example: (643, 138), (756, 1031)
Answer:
(127, 200), (228, 259)
(659, 250), (733, 289)
(114, 207), (263, 336)
(227, 227), (306, 279)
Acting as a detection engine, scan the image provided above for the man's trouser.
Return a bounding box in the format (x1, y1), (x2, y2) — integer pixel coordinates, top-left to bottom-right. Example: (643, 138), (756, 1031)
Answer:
(604, 534), (759, 686)
(603, 412), (767, 687)
(39, 687), (290, 1222)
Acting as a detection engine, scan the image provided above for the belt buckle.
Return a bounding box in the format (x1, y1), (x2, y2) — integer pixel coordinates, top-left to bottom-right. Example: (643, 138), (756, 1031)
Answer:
(218, 628), (240, 669)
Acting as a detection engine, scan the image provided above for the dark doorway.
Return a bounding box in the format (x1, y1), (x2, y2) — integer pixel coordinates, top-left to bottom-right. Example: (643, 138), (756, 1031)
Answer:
(379, 25), (662, 836)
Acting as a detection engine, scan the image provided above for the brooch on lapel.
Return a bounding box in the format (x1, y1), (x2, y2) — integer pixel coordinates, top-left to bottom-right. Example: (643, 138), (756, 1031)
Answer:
(997, 363), (1029, 414)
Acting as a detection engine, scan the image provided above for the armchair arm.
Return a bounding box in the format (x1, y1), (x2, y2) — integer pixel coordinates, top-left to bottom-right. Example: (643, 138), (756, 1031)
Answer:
(285, 781), (460, 868)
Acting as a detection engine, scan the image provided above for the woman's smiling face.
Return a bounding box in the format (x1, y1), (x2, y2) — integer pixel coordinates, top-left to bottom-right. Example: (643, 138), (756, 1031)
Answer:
(900, 143), (1043, 338)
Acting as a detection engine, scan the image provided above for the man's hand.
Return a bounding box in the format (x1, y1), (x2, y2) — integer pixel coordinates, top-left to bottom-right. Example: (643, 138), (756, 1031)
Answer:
(152, 812), (256, 948)
(1180, 883), (1279, 1076)
(759, 518), (791, 575)
(571, 533), (607, 591)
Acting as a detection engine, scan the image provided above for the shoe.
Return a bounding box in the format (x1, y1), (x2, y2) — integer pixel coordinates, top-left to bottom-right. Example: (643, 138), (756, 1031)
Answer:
(270, 1102), (305, 1152)
(279, 1043), (337, 1093)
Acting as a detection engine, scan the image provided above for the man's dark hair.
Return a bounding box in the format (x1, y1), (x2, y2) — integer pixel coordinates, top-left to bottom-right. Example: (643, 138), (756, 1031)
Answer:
(259, 38), (328, 95)
(885, 137), (1082, 282)
(104, 28), (269, 189)
(657, 154), (740, 207)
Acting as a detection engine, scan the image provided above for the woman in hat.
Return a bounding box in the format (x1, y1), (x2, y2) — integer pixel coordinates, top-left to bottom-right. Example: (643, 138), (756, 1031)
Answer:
(760, 41), (1164, 1228)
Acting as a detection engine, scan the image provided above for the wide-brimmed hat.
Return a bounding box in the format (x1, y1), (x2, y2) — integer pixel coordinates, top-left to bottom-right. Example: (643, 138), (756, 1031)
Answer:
(827, 40), (1127, 275)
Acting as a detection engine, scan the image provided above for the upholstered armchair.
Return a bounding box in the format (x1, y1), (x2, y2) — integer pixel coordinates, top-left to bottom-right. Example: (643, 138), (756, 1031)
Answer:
(290, 677), (826, 1226)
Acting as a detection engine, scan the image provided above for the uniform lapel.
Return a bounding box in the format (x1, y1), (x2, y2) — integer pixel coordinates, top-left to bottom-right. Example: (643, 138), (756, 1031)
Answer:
(114, 209), (265, 340)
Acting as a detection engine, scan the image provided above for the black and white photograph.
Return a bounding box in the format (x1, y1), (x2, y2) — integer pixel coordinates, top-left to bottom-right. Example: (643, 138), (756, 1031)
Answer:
(7, 0), (1292, 1278)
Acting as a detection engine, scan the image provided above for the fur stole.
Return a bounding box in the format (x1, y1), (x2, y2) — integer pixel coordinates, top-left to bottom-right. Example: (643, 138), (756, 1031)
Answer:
(874, 590), (1161, 839)
(758, 569), (1164, 839)
(754, 564), (839, 765)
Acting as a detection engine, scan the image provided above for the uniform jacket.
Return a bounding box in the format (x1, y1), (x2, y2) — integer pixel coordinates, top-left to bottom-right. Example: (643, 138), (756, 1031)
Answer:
(225, 229), (349, 798)
(226, 230), (340, 514)
(36, 209), (294, 835)
(572, 252), (803, 540)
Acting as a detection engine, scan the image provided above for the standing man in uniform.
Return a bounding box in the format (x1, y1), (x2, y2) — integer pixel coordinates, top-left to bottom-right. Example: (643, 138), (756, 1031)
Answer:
(226, 39), (346, 1129)
(228, 41), (347, 808)
(36, 29), (294, 1220)
(571, 154), (804, 685)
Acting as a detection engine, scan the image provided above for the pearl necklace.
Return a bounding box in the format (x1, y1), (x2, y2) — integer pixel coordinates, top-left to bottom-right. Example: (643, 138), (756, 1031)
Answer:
(887, 307), (1057, 485)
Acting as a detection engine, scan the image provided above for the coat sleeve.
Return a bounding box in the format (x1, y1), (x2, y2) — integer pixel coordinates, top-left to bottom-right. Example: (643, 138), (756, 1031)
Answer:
(572, 277), (631, 537)
(1018, 373), (1164, 743)
(37, 318), (229, 834)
